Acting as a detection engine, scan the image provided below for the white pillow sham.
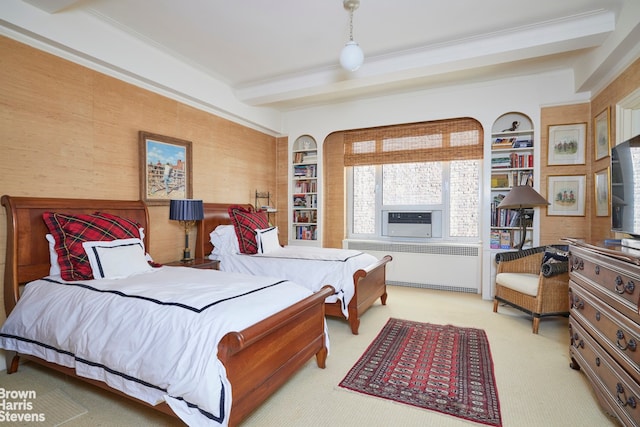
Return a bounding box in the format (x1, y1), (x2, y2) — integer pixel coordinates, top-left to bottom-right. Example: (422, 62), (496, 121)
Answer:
(46, 234), (60, 276)
(209, 224), (240, 256)
(82, 238), (152, 279)
(255, 226), (280, 254)
(47, 228), (149, 277)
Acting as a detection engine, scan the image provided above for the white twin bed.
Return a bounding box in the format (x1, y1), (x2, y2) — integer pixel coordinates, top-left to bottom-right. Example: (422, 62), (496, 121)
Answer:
(195, 203), (393, 335)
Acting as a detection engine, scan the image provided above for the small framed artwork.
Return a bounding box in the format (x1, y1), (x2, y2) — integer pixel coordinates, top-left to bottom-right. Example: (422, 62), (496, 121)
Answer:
(547, 175), (586, 216)
(594, 168), (610, 217)
(139, 131), (193, 205)
(547, 123), (586, 165)
(594, 106), (610, 160)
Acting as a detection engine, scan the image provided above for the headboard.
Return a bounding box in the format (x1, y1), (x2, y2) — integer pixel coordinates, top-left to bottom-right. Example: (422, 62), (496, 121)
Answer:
(1, 195), (150, 315)
(194, 203), (252, 259)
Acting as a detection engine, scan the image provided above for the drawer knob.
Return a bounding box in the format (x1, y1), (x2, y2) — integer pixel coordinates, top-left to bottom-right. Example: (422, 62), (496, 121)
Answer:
(595, 357), (600, 366)
(571, 333), (584, 349)
(571, 296), (584, 310)
(595, 265), (600, 275)
(616, 383), (637, 408)
(614, 276), (636, 295)
(616, 330), (637, 352)
(572, 258), (584, 271)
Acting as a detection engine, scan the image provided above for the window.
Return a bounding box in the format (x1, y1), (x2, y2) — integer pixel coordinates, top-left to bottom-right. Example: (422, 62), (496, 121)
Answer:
(346, 118), (482, 240)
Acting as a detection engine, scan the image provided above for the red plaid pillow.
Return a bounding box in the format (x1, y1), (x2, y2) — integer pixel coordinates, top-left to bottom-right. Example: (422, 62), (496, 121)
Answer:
(43, 212), (141, 281)
(228, 205), (269, 254)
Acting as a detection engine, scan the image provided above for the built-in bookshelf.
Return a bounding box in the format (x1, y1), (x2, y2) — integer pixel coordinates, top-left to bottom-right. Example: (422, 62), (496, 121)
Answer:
(291, 135), (318, 242)
(490, 112), (535, 250)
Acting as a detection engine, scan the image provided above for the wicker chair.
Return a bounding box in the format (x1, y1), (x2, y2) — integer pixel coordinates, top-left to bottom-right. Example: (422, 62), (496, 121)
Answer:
(492, 245), (570, 334)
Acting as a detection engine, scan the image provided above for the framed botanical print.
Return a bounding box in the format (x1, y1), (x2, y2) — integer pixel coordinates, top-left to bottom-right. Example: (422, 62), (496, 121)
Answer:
(139, 131), (193, 205)
(594, 107), (611, 160)
(547, 175), (586, 216)
(547, 123), (586, 165)
(594, 168), (610, 217)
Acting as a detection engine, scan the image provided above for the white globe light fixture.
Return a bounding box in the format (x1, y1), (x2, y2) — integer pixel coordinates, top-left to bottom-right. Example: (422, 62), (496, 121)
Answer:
(340, 0), (364, 71)
(340, 41), (364, 72)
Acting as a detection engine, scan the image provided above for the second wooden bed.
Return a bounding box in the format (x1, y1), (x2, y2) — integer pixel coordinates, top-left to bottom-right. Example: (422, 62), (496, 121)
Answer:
(195, 202), (392, 335)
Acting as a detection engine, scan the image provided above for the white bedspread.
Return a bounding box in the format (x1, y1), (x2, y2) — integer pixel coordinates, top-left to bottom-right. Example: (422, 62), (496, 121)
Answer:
(0, 267), (317, 427)
(211, 246), (379, 317)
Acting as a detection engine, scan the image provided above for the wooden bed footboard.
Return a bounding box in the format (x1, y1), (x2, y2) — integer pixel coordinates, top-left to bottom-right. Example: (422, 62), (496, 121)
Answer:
(324, 255), (392, 334)
(220, 285), (333, 425)
(1, 195), (334, 426)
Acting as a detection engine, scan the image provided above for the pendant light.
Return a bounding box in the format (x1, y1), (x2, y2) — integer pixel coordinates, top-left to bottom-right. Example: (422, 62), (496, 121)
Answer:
(340, 0), (364, 71)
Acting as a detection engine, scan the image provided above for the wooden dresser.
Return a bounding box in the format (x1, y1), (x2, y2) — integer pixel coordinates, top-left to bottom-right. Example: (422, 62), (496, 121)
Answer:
(567, 239), (640, 426)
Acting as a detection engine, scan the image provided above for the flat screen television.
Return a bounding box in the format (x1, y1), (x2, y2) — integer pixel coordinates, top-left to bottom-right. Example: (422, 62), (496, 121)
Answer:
(611, 134), (640, 238)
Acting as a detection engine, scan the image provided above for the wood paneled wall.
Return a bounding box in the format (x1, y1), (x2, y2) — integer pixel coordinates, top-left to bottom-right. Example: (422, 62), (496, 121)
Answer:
(540, 57), (640, 245)
(0, 36), (277, 321)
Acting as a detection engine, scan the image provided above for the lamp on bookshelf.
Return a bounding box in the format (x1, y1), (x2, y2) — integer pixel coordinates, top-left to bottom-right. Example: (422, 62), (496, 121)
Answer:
(169, 199), (204, 261)
(497, 186), (549, 250)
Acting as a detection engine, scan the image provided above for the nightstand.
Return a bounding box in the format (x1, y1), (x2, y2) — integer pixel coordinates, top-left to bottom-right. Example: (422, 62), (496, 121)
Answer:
(164, 258), (220, 270)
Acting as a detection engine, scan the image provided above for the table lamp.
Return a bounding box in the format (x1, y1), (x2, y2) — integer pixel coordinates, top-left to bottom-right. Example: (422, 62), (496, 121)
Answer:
(169, 199), (204, 261)
(497, 186), (549, 250)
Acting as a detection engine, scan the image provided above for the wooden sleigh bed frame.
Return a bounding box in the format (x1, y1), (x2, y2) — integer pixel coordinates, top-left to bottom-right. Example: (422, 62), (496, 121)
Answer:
(194, 203), (392, 335)
(1, 195), (333, 426)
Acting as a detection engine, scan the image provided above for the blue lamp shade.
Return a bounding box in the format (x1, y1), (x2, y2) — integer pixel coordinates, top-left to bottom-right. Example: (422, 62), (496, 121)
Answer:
(169, 199), (204, 221)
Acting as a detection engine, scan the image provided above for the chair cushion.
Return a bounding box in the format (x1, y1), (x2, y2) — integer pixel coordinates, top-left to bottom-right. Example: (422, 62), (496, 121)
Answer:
(496, 272), (540, 297)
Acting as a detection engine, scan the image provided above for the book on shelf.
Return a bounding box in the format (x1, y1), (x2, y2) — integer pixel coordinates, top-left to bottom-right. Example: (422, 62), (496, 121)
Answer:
(491, 173), (510, 188)
(490, 231), (501, 249)
(491, 156), (512, 168)
(492, 137), (517, 148)
(500, 231), (511, 249)
(512, 138), (533, 148)
(508, 211), (520, 227)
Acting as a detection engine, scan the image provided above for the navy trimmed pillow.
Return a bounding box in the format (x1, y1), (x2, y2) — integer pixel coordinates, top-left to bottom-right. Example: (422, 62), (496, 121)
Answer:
(541, 245), (569, 266)
(43, 212), (141, 281)
(228, 205), (269, 254)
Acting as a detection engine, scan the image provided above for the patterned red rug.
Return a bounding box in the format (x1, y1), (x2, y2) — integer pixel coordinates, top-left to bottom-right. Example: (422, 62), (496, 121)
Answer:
(339, 318), (502, 426)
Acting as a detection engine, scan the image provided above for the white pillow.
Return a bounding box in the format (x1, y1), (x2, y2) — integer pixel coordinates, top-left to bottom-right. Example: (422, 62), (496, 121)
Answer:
(209, 224), (240, 256)
(46, 227), (148, 276)
(255, 226), (280, 254)
(46, 234), (60, 276)
(82, 238), (152, 279)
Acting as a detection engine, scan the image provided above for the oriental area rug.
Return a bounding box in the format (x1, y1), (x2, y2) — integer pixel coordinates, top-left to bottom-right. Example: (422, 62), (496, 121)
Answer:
(339, 318), (502, 426)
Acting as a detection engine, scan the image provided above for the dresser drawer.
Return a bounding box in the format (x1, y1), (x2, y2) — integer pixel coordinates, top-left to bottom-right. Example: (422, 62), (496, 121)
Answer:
(570, 246), (640, 324)
(570, 318), (640, 426)
(570, 284), (640, 382)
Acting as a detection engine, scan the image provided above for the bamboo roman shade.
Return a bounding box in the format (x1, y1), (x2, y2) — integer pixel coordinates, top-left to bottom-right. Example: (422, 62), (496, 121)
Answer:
(344, 117), (483, 166)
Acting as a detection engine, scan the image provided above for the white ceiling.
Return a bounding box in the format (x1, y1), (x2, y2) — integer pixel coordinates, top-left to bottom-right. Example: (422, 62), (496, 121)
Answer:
(7, 0), (640, 111)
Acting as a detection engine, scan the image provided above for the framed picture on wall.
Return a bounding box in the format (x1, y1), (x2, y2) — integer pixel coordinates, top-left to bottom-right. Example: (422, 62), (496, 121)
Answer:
(594, 168), (610, 217)
(547, 123), (586, 165)
(139, 131), (193, 205)
(547, 175), (586, 216)
(594, 106), (611, 160)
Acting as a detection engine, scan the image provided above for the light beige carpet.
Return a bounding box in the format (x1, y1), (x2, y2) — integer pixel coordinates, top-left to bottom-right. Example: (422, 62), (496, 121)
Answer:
(1, 285), (618, 426)
(9, 388), (87, 427)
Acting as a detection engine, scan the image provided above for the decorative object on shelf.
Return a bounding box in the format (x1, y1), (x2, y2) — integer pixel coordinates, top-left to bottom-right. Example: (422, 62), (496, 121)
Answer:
(547, 123), (586, 165)
(547, 175), (586, 217)
(170, 199), (204, 261)
(501, 121), (520, 132)
(497, 185), (549, 250)
(594, 106), (611, 160)
(340, 0), (364, 71)
(139, 131), (193, 205)
(594, 167), (610, 217)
